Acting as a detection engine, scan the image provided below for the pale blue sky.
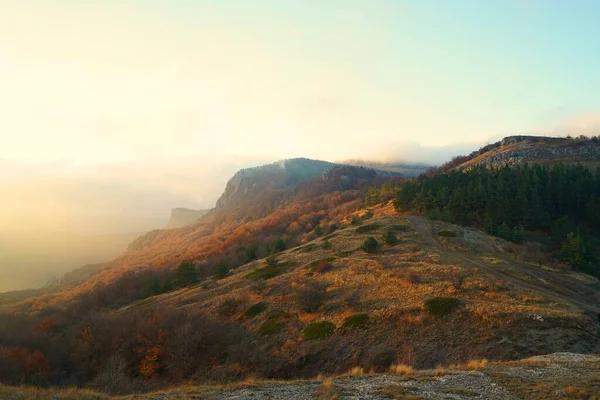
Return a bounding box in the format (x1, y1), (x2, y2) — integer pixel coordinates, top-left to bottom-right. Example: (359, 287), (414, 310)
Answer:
(1, 0), (600, 232)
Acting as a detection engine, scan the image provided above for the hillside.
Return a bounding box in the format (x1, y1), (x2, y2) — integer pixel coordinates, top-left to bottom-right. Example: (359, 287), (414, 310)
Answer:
(119, 209), (598, 374)
(429, 135), (600, 175)
(1, 144), (599, 395)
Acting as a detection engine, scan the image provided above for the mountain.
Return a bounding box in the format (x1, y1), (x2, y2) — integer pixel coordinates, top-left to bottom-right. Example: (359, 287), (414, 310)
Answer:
(165, 208), (211, 229)
(1, 143), (598, 394)
(433, 135), (600, 174)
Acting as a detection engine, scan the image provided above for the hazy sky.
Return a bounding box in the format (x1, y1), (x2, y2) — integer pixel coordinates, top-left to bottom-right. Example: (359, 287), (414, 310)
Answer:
(2, 0), (600, 233)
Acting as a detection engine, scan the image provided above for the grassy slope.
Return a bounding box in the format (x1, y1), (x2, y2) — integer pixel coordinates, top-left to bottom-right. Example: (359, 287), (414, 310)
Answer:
(121, 204), (600, 372)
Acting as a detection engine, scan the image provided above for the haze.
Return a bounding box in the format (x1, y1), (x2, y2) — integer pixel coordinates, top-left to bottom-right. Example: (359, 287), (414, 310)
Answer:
(2, 0), (600, 291)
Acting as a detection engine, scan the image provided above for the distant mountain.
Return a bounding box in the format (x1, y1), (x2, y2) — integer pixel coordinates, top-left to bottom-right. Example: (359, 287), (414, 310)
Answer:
(444, 135), (600, 172)
(215, 157), (400, 209)
(340, 159), (429, 176)
(165, 208), (211, 229)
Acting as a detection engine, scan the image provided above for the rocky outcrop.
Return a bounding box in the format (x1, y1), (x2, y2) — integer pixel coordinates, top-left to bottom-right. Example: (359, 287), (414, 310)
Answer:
(215, 158), (336, 208)
(165, 207), (211, 229)
(458, 136), (600, 171)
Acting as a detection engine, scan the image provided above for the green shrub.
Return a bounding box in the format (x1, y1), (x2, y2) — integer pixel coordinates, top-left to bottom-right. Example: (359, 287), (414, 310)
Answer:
(265, 254), (279, 268)
(382, 231), (398, 246)
(423, 297), (462, 318)
(258, 311), (290, 335)
(173, 259), (199, 288)
(299, 243), (318, 253)
(302, 321), (336, 340)
(245, 261), (294, 280)
(355, 224), (381, 233)
(336, 250), (354, 258)
(361, 209), (374, 220)
(321, 239), (333, 250)
(341, 313), (370, 330)
(438, 230), (457, 237)
(361, 237), (379, 253)
(323, 233), (337, 240)
(389, 224), (409, 232)
(245, 302), (268, 317)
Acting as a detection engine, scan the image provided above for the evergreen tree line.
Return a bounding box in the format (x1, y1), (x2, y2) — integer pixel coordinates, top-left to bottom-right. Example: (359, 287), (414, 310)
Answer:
(389, 164), (600, 275)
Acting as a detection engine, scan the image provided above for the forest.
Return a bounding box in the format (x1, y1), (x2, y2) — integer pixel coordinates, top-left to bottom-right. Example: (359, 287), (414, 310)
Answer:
(384, 164), (600, 275)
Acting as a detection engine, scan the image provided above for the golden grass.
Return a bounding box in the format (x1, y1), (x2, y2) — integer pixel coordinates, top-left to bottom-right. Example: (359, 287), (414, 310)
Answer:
(389, 364), (414, 376)
(348, 366), (365, 376)
(465, 358), (488, 370)
(435, 364), (446, 376)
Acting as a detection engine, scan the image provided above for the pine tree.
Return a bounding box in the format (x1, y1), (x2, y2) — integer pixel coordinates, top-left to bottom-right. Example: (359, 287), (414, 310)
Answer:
(173, 260), (198, 288)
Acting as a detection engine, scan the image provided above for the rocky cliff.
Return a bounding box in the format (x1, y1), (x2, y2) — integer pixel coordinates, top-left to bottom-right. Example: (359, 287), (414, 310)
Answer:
(165, 207), (211, 229)
(457, 135), (600, 170)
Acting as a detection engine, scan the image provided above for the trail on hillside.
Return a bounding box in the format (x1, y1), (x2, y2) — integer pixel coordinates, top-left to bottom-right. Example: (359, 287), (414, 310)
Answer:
(406, 216), (600, 314)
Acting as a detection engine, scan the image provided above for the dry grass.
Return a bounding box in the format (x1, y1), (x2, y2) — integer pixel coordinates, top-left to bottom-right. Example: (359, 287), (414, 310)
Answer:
(348, 366), (365, 376)
(465, 358), (488, 370)
(389, 364), (414, 376)
(434, 364), (446, 376)
(381, 384), (424, 400)
(0, 385), (109, 400)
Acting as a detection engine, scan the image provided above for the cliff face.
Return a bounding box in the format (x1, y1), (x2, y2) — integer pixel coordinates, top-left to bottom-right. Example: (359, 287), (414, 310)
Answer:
(457, 135), (600, 170)
(215, 158), (336, 208)
(165, 208), (211, 229)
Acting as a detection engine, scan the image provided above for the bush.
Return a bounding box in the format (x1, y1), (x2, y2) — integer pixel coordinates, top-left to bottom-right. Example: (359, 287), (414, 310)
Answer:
(258, 311), (290, 335)
(302, 321), (336, 340)
(389, 224), (409, 232)
(341, 313), (369, 330)
(336, 250), (354, 258)
(438, 231), (457, 237)
(355, 224), (381, 233)
(245, 261), (293, 280)
(245, 302), (268, 317)
(361, 237), (379, 253)
(297, 281), (328, 312)
(321, 239), (333, 250)
(218, 298), (243, 317)
(265, 254), (279, 268)
(423, 297), (462, 318)
(382, 231), (398, 246)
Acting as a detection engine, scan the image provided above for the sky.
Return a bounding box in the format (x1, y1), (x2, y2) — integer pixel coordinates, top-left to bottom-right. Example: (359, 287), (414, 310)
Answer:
(1, 0), (600, 234)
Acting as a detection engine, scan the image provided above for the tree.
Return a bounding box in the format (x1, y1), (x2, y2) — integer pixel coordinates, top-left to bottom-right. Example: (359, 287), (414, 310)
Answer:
(361, 237), (379, 253)
(215, 260), (229, 279)
(245, 243), (259, 262)
(273, 238), (287, 252)
(382, 231), (398, 246)
(561, 233), (595, 275)
(173, 260), (198, 288)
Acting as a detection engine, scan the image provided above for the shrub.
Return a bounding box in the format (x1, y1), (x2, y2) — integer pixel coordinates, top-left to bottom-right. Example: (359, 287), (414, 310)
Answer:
(297, 281), (329, 312)
(341, 313), (370, 330)
(245, 302), (268, 317)
(310, 260), (334, 274)
(423, 297), (462, 318)
(361, 209), (374, 220)
(336, 250), (354, 258)
(382, 231), (398, 246)
(389, 224), (409, 232)
(245, 261), (293, 280)
(258, 311), (290, 335)
(245, 243), (259, 261)
(300, 243), (318, 253)
(348, 366), (364, 376)
(401, 271), (421, 284)
(361, 237), (379, 253)
(438, 231), (457, 237)
(303, 321), (336, 340)
(218, 298), (243, 317)
(369, 346), (396, 369)
(265, 254), (279, 268)
(355, 224), (381, 233)
(321, 239), (332, 250)
(451, 275), (464, 290)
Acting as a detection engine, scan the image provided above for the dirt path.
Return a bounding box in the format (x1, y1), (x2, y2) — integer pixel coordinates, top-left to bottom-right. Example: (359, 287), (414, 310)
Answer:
(406, 216), (600, 314)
